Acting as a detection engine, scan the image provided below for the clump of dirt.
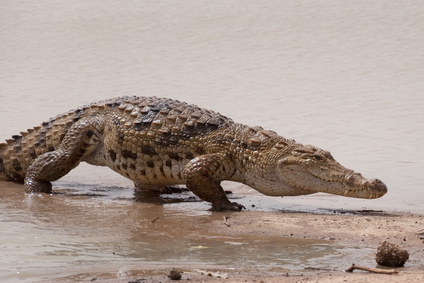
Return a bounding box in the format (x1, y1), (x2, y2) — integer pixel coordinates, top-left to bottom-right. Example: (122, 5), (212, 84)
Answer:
(168, 269), (182, 280)
(375, 241), (409, 267)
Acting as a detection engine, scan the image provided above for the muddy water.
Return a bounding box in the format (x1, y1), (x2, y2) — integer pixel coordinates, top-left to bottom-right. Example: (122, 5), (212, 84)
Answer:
(1, 0), (423, 282)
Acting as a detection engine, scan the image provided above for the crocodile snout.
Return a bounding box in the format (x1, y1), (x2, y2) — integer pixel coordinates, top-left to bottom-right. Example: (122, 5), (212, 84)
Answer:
(367, 178), (388, 198)
(342, 175), (387, 199)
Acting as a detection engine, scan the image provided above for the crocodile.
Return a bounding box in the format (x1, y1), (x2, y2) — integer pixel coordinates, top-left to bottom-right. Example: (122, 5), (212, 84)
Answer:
(0, 96), (387, 211)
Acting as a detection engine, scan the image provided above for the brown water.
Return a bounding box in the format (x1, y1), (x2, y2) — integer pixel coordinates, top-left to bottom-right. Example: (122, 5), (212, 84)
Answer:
(1, 0), (423, 281)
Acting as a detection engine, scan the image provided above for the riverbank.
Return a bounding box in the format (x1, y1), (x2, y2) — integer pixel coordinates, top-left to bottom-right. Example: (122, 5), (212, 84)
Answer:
(39, 210), (424, 283)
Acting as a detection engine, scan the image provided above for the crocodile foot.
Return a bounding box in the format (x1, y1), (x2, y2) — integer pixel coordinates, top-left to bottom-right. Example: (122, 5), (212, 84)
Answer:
(24, 177), (52, 194)
(211, 201), (245, 212)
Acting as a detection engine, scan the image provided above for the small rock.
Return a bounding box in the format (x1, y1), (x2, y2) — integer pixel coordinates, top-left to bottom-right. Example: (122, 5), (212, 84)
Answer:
(168, 269), (182, 280)
(375, 241), (409, 267)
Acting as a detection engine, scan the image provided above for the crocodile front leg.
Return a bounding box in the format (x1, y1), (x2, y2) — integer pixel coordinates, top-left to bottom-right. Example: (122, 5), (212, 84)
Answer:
(24, 117), (102, 193)
(183, 153), (243, 211)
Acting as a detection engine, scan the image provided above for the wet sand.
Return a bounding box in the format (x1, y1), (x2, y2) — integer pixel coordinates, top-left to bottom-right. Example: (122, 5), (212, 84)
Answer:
(49, 211), (424, 283)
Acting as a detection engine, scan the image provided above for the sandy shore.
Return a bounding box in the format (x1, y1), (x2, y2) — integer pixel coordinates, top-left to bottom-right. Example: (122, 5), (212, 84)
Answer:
(46, 210), (424, 283)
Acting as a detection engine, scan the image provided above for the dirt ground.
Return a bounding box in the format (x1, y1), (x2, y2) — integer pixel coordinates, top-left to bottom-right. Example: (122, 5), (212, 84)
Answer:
(46, 210), (424, 283)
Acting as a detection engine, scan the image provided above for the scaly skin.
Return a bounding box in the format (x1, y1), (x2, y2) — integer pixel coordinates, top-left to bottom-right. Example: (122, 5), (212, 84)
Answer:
(0, 96), (387, 211)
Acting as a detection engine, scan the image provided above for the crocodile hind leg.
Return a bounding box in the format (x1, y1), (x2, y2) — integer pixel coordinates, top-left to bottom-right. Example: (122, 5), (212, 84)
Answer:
(24, 117), (102, 193)
(183, 153), (244, 211)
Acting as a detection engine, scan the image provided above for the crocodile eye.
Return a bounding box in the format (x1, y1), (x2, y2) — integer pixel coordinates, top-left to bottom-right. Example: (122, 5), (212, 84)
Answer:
(313, 155), (322, 160)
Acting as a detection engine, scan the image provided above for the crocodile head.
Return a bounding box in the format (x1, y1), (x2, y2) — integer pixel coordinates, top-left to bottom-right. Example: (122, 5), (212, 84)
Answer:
(272, 144), (387, 199)
(244, 142), (388, 199)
